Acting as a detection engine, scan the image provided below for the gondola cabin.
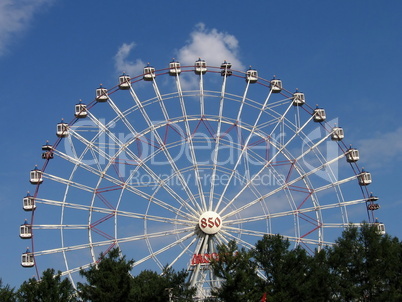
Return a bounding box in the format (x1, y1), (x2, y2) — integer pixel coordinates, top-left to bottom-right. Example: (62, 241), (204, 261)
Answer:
(194, 58), (207, 75)
(21, 249), (34, 267)
(331, 127), (344, 141)
(42, 150), (53, 160)
(367, 203), (380, 211)
(74, 102), (87, 118)
(143, 64), (155, 81)
(56, 121), (69, 138)
(358, 170), (372, 186)
(246, 67), (258, 83)
(292, 91), (305, 106)
(96, 85), (108, 102)
(23, 193), (36, 211)
(20, 221), (32, 239)
(346, 147), (359, 163)
(313, 107), (326, 122)
(270, 77), (282, 93)
(29, 167), (43, 185)
(169, 60), (181, 75)
(374, 222), (386, 235)
(41, 141), (53, 159)
(118, 73), (131, 90)
(220, 61), (232, 76)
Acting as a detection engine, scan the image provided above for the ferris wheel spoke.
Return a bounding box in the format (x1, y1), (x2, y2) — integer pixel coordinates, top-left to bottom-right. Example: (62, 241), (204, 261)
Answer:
(106, 95), (138, 135)
(135, 231), (195, 267)
(36, 197), (192, 226)
(224, 197), (366, 227)
(128, 85), (202, 212)
(219, 114), (314, 215)
(199, 70), (205, 117)
(267, 101), (295, 137)
(219, 229), (255, 250)
(32, 224), (88, 230)
(222, 152), (346, 220)
(34, 225), (194, 258)
(166, 237), (198, 269)
(207, 74), (228, 210)
(214, 88), (274, 212)
(314, 175), (358, 192)
(223, 225), (332, 246)
(70, 113), (200, 218)
(43, 172), (94, 192)
(152, 78), (170, 121)
(172, 75), (208, 211)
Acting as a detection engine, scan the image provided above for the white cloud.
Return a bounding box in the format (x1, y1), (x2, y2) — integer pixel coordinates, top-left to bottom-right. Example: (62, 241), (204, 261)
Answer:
(0, 0), (53, 56)
(113, 24), (244, 90)
(114, 42), (146, 77)
(176, 23), (244, 70)
(357, 127), (402, 169)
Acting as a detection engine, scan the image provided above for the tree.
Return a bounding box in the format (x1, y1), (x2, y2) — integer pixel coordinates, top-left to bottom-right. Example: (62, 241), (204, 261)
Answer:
(210, 240), (262, 301)
(328, 223), (402, 301)
(77, 247), (135, 302)
(0, 278), (16, 302)
(131, 267), (195, 302)
(16, 269), (78, 302)
(253, 234), (317, 301)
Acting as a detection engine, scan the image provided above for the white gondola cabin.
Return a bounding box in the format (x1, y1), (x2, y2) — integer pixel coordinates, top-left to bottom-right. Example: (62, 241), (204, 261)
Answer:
(21, 249), (34, 267)
(96, 84), (108, 102)
(346, 147), (359, 163)
(169, 59), (181, 75)
(56, 121), (69, 138)
(373, 220), (386, 235)
(220, 61), (232, 76)
(270, 77), (282, 93)
(29, 167), (43, 185)
(358, 170), (372, 186)
(313, 107), (326, 122)
(331, 127), (344, 141)
(143, 64), (155, 81)
(118, 73), (131, 90)
(20, 220), (32, 239)
(246, 67), (258, 83)
(23, 193), (36, 211)
(194, 58), (207, 75)
(292, 91), (305, 106)
(74, 101), (87, 118)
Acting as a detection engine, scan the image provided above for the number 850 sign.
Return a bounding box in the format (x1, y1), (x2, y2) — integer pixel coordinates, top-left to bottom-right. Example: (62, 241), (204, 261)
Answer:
(198, 211), (222, 235)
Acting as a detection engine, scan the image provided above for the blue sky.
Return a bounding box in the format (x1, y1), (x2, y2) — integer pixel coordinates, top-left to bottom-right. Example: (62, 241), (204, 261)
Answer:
(1, 0), (402, 288)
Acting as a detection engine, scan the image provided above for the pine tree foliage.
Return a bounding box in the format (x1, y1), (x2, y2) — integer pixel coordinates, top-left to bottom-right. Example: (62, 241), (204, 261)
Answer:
(7, 224), (402, 301)
(17, 269), (78, 302)
(328, 224), (402, 301)
(131, 267), (195, 302)
(0, 278), (16, 302)
(77, 248), (135, 302)
(210, 240), (262, 301)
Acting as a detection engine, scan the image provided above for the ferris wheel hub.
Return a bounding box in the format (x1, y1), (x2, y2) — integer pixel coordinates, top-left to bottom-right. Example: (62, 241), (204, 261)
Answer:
(198, 211), (222, 235)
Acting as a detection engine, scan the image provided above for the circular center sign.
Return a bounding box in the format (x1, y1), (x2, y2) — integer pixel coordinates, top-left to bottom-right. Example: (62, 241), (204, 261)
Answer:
(198, 211), (222, 235)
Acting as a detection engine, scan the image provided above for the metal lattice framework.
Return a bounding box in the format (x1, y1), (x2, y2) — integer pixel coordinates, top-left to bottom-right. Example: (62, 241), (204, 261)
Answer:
(21, 60), (381, 299)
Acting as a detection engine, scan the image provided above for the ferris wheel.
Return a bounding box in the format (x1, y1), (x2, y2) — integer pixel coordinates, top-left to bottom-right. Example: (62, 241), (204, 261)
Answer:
(20, 58), (384, 299)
